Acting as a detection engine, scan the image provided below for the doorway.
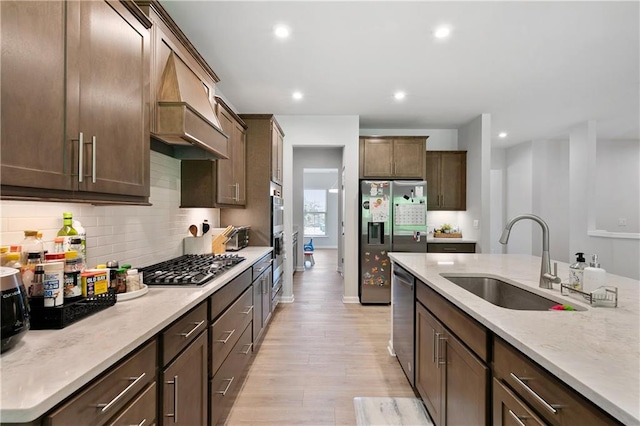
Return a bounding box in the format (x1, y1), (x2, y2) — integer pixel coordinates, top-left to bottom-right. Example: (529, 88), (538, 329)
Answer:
(292, 147), (343, 274)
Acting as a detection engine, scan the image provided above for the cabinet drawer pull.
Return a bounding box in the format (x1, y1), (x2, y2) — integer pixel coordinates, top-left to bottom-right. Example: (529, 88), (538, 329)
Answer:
(128, 419), (147, 426)
(432, 329), (437, 363)
(77, 132), (84, 183)
(165, 375), (179, 423)
(435, 332), (442, 368)
(241, 343), (253, 355)
(178, 320), (205, 339)
(96, 372), (146, 413)
(443, 247), (457, 251)
(508, 410), (527, 426)
(510, 373), (560, 414)
(91, 135), (97, 183)
(241, 306), (254, 315)
(214, 329), (236, 344)
(216, 377), (234, 395)
(437, 335), (447, 366)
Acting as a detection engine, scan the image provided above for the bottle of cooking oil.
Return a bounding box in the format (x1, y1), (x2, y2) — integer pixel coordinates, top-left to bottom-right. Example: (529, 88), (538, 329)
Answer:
(57, 212), (78, 252)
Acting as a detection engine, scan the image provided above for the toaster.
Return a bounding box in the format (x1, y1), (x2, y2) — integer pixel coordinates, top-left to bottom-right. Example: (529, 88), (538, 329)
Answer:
(226, 226), (250, 251)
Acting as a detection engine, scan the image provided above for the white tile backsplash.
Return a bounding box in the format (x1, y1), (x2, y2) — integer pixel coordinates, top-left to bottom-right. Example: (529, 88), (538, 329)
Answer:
(0, 151), (220, 268)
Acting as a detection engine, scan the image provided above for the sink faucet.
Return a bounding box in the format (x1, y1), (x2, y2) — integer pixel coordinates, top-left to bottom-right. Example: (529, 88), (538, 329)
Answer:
(499, 214), (561, 289)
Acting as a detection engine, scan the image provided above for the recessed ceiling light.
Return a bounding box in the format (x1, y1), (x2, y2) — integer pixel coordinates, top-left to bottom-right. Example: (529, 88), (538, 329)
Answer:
(498, 132), (508, 138)
(434, 26), (451, 39)
(292, 91), (303, 100)
(394, 91), (406, 101)
(274, 25), (290, 39)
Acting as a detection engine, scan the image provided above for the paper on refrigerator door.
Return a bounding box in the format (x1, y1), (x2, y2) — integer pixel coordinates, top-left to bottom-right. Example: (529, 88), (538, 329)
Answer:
(394, 203), (426, 226)
(415, 186), (423, 197)
(369, 196), (389, 222)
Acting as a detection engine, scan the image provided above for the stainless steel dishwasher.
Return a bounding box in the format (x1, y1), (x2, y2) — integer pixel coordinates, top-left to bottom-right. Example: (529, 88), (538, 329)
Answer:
(392, 263), (415, 386)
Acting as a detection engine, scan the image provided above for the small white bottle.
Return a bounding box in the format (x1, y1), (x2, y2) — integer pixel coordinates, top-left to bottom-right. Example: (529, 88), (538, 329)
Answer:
(583, 254), (607, 293)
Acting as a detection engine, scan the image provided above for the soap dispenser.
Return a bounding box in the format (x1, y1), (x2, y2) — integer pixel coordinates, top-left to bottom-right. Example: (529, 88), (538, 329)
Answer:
(583, 254), (607, 293)
(569, 252), (588, 290)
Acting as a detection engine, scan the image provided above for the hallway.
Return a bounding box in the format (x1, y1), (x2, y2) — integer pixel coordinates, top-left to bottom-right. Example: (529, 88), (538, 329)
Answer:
(226, 249), (416, 425)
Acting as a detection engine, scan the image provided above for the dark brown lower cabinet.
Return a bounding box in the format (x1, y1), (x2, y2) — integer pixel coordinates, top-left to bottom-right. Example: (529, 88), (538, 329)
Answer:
(493, 378), (545, 426)
(161, 331), (208, 426)
(415, 301), (488, 425)
(210, 322), (253, 425)
(107, 382), (157, 426)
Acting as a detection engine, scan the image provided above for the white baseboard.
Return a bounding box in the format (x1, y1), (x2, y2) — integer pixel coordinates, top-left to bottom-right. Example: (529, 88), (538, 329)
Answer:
(279, 295), (295, 303)
(342, 296), (360, 304)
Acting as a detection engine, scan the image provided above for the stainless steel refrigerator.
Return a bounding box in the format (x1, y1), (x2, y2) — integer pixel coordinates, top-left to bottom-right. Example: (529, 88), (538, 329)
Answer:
(359, 180), (428, 304)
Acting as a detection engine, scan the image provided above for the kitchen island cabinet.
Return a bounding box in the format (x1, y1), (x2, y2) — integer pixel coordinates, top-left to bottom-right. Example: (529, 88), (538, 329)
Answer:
(0, 247), (272, 425)
(1, 0), (151, 204)
(359, 137), (427, 179)
(389, 252), (637, 425)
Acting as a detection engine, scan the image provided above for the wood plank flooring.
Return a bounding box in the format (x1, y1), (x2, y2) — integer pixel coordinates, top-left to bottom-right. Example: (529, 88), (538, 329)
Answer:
(226, 249), (416, 425)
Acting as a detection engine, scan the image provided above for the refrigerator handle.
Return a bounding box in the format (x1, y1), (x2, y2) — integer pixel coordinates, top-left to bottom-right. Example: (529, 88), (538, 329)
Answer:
(368, 222), (384, 245)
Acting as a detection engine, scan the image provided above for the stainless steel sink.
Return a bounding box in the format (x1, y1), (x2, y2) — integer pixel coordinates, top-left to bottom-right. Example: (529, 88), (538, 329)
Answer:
(440, 274), (585, 311)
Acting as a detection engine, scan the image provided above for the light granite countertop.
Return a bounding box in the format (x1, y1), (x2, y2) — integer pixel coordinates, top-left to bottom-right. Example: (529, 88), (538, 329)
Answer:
(0, 247), (272, 423)
(388, 252), (640, 425)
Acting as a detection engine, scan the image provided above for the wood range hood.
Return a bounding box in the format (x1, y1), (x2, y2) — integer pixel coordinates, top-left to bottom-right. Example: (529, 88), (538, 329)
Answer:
(153, 52), (229, 159)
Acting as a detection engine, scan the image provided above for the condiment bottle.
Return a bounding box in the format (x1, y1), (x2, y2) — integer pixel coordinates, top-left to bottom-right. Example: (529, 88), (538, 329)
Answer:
(22, 252), (42, 289)
(43, 262), (64, 307)
(4, 253), (21, 270)
(30, 264), (45, 297)
(57, 212), (78, 251)
(64, 251), (82, 300)
(20, 230), (44, 264)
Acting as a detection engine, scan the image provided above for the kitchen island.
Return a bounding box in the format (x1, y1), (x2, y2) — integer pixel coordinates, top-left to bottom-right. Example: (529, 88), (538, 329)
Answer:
(0, 247), (272, 424)
(388, 252), (639, 425)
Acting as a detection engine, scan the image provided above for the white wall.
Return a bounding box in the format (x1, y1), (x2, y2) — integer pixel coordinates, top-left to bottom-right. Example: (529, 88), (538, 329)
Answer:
(277, 115), (360, 303)
(458, 114), (491, 252)
(0, 151), (219, 268)
(500, 121), (640, 279)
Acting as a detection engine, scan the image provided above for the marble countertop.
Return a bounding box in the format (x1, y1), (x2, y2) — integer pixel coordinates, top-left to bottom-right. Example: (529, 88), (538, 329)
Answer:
(0, 247), (272, 423)
(388, 252), (640, 425)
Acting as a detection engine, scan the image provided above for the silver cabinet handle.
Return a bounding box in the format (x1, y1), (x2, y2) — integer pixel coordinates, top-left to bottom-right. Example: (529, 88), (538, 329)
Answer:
(437, 335), (447, 367)
(91, 135), (97, 183)
(432, 329), (437, 363)
(78, 132), (84, 182)
(178, 320), (205, 339)
(508, 410), (527, 426)
(435, 332), (442, 368)
(241, 306), (254, 315)
(241, 343), (253, 355)
(510, 372), (560, 414)
(97, 372), (146, 413)
(128, 419), (147, 426)
(216, 377), (234, 395)
(165, 375), (179, 423)
(214, 329), (235, 344)
(443, 247), (457, 251)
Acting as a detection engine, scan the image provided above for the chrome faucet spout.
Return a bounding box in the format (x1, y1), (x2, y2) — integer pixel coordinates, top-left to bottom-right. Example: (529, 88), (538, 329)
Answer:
(498, 214), (560, 289)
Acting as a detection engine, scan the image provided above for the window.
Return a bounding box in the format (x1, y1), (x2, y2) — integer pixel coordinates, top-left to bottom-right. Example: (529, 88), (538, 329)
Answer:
(304, 189), (326, 236)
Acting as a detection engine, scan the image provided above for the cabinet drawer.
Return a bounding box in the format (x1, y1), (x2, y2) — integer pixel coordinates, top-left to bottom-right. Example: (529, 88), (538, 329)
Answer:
(210, 268), (252, 321)
(416, 280), (488, 362)
(106, 382), (156, 426)
(162, 302), (208, 366)
(46, 339), (157, 426)
(493, 338), (619, 426)
(252, 254), (273, 280)
(210, 287), (253, 376)
(493, 377), (545, 426)
(210, 322), (253, 426)
(427, 242), (476, 253)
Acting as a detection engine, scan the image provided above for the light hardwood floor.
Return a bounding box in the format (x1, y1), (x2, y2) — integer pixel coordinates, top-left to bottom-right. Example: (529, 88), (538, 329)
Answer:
(226, 249), (416, 425)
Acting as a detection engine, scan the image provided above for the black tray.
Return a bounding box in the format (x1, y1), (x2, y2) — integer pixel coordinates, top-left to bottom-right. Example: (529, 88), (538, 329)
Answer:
(29, 289), (117, 330)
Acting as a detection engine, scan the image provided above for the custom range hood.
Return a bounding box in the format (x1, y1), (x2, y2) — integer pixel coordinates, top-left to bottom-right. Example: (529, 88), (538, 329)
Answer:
(153, 52), (229, 159)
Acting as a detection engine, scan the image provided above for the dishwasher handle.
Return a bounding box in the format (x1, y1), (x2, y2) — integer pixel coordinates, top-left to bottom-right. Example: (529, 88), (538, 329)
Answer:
(393, 267), (414, 289)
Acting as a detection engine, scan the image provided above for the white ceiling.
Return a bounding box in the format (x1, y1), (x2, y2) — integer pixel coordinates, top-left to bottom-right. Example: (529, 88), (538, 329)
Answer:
(161, 1), (639, 148)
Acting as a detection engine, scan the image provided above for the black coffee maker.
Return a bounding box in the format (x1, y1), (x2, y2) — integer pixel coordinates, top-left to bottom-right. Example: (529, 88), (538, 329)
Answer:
(1, 266), (30, 353)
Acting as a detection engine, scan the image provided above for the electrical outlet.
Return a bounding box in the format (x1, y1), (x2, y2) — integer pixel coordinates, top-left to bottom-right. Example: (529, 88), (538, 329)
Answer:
(473, 219), (479, 229)
(618, 218), (627, 227)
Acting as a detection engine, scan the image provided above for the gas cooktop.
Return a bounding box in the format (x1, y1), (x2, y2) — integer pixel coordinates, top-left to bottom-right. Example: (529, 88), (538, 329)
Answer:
(140, 254), (245, 286)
